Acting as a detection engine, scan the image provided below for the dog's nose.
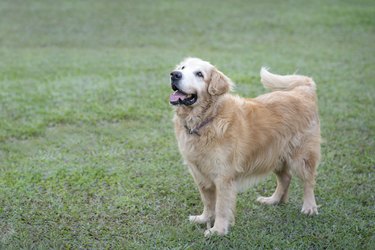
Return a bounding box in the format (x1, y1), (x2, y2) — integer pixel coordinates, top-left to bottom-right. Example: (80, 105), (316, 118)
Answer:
(170, 71), (182, 81)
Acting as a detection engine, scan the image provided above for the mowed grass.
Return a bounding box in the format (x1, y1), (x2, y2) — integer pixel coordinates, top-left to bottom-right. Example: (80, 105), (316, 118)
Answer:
(0, 0), (374, 248)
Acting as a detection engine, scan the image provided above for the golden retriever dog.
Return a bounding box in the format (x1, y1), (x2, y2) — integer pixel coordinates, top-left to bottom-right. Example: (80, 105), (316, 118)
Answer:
(169, 57), (320, 236)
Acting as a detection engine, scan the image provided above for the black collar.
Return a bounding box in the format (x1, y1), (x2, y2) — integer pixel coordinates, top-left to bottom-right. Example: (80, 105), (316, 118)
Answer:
(184, 117), (214, 136)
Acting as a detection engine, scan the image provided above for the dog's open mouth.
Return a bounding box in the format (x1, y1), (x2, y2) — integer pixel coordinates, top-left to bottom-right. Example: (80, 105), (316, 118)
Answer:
(170, 90), (197, 106)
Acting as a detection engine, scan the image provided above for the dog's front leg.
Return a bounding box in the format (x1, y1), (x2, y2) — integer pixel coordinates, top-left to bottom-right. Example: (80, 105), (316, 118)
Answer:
(189, 184), (216, 227)
(204, 178), (236, 237)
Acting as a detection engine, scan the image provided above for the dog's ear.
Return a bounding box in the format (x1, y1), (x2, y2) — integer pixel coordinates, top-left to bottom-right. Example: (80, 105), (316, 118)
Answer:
(208, 68), (234, 96)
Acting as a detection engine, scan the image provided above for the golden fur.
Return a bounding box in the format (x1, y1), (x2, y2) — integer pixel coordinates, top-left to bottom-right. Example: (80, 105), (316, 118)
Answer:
(170, 58), (321, 236)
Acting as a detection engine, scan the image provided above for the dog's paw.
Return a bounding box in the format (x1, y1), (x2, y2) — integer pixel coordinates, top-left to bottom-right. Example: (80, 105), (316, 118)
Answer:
(204, 229), (215, 237)
(189, 215), (209, 224)
(301, 204), (319, 215)
(204, 227), (229, 237)
(204, 226), (228, 237)
(256, 196), (280, 205)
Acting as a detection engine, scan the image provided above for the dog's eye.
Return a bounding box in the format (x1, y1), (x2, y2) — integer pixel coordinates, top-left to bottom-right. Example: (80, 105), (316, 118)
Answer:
(181, 66), (185, 70)
(195, 71), (204, 78)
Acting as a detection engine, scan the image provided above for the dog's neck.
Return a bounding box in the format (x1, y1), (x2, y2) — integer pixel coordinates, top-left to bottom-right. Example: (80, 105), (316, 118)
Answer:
(174, 95), (224, 135)
(183, 116), (214, 136)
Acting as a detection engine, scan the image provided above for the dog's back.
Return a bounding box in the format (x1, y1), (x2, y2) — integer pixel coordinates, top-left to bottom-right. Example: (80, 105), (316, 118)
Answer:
(255, 68), (319, 137)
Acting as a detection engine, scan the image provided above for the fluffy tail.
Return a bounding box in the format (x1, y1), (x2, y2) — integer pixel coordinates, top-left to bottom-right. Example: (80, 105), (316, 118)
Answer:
(260, 67), (315, 91)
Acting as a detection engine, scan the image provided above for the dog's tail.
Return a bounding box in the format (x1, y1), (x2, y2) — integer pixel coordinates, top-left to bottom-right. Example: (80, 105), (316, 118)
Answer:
(260, 67), (316, 92)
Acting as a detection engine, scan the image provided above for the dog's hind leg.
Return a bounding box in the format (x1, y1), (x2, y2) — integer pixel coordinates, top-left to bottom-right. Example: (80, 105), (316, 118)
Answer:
(291, 148), (320, 215)
(299, 156), (319, 215)
(257, 165), (292, 205)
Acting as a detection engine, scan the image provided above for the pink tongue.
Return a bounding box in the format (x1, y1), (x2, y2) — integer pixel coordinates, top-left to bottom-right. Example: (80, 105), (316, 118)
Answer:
(170, 91), (187, 102)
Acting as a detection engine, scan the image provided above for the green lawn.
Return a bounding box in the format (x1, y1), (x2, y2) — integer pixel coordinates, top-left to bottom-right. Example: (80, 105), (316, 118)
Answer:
(0, 0), (374, 249)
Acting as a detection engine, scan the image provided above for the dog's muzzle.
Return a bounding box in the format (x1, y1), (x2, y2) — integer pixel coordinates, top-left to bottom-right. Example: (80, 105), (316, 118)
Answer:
(169, 71), (197, 106)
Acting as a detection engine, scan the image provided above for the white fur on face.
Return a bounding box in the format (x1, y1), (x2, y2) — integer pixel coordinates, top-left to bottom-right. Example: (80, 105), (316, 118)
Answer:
(174, 58), (214, 95)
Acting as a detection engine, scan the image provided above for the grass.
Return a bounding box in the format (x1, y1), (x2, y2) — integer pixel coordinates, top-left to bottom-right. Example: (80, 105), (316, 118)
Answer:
(0, 0), (374, 248)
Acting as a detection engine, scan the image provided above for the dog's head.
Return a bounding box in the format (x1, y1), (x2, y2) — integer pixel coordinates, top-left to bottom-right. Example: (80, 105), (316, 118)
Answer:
(169, 57), (234, 106)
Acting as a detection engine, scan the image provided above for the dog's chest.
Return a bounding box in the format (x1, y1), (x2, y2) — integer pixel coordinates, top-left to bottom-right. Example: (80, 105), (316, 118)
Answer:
(176, 130), (227, 172)
(177, 131), (204, 157)
(177, 129), (208, 153)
